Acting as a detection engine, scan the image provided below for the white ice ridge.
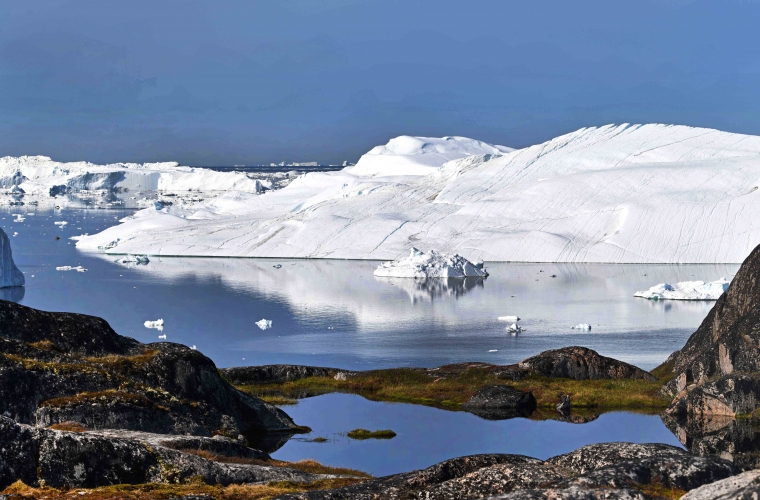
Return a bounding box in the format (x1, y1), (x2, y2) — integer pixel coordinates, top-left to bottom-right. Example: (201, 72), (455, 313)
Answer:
(0, 155), (265, 196)
(144, 319), (164, 331)
(634, 278), (730, 300)
(255, 318), (272, 330)
(75, 125), (760, 263)
(374, 248), (488, 278)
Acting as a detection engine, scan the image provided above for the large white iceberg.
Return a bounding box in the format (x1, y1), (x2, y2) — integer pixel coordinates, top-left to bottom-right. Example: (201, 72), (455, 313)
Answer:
(0, 228), (24, 288)
(634, 278), (730, 300)
(374, 248), (488, 278)
(0, 156), (265, 196)
(74, 125), (760, 263)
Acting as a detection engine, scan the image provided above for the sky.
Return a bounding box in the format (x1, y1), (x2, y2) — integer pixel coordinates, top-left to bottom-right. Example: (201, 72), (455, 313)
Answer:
(0, 0), (759, 165)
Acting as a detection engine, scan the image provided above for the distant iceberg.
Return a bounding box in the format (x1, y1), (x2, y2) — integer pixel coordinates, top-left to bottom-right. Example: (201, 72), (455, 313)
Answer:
(144, 319), (164, 331)
(0, 228), (24, 288)
(374, 248), (488, 279)
(255, 318), (272, 330)
(634, 278), (730, 301)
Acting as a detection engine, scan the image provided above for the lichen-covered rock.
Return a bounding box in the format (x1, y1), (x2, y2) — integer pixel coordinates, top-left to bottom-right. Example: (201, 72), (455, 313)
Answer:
(462, 386), (537, 420)
(0, 416), (330, 489)
(681, 469), (760, 499)
(486, 486), (650, 499)
(0, 228), (24, 288)
(546, 443), (688, 475)
(660, 244), (760, 396)
(221, 365), (337, 385)
(518, 347), (656, 381)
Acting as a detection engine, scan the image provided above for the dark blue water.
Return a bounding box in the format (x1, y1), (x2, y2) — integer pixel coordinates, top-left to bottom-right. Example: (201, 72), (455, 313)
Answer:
(272, 394), (682, 476)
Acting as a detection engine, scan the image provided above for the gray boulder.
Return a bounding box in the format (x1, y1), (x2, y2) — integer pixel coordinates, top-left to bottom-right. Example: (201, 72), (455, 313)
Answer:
(0, 228), (24, 288)
(682, 469), (760, 499)
(462, 385), (537, 420)
(518, 347), (656, 381)
(221, 364), (336, 385)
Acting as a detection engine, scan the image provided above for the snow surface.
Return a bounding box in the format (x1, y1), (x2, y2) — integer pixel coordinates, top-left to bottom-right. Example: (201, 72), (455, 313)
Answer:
(347, 136), (513, 177)
(0, 155), (265, 196)
(634, 278), (730, 300)
(374, 248), (488, 278)
(75, 125), (760, 263)
(0, 228), (24, 288)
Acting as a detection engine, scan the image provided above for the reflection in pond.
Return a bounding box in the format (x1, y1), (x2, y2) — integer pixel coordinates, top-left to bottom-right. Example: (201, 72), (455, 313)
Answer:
(662, 414), (760, 469)
(374, 276), (485, 303)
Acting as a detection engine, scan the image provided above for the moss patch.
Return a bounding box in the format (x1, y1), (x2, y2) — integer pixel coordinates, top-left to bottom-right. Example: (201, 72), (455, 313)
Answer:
(47, 421), (87, 432)
(40, 390), (155, 408)
(346, 429), (397, 440)
(237, 366), (670, 414)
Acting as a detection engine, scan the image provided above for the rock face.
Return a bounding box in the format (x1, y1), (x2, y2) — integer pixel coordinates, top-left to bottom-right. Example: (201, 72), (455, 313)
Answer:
(518, 347), (657, 381)
(661, 244), (760, 395)
(0, 300), (300, 440)
(666, 374), (760, 419)
(462, 386), (537, 420)
(682, 469), (760, 500)
(0, 416), (329, 489)
(0, 228), (24, 288)
(274, 443), (735, 500)
(221, 365), (336, 385)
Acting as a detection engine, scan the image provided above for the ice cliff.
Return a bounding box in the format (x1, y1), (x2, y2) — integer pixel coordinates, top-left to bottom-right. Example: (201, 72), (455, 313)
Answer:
(75, 124), (760, 263)
(0, 228), (24, 288)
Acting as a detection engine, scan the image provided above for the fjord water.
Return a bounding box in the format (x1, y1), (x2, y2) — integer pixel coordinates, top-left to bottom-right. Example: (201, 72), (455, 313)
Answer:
(1, 205), (735, 474)
(3, 206), (737, 370)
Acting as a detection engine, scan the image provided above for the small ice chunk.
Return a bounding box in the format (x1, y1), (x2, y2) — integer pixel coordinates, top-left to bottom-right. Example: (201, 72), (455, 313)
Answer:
(255, 318), (272, 330)
(190, 345), (197, 350)
(144, 319), (164, 331)
(498, 315), (520, 322)
(56, 265), (88, 272)
(54, 221), (68, 226)
(115, 254), (150, 265)
(506, 323), (522, 334)
(572, 323), (592, 330)
(12, 232), (17, 237)
(488, 349), (498, 352)
(158, 334), (167, 340)
(273, 264), (282, 269)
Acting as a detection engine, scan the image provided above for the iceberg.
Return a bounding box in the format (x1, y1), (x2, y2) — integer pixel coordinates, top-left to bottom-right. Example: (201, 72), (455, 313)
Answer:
(634, 278), (730, 300)
(72, 125), (760, 264)
(255, 318), (272, 330)
(56, 266), (87, 272)
(115, 254), (150, 265)
(373, 248), (488, 278)
(572, 324), (592, 330)
(0, 228), (25, 288)
(498, 316), (520, 322)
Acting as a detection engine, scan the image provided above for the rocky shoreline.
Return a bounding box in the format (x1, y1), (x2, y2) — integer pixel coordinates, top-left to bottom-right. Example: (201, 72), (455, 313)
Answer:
(4, 245), (760, 497)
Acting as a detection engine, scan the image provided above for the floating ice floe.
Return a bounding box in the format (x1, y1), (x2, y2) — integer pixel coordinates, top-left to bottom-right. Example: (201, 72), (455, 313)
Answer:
(488, 349), (499, 352)
(633, 278), (730, 300)
(53, 221), (67, 226)
(506, 323), (522, 334)
(144, 319), (164, 331)
(273, 264), (282, 269)
(56, 265), (87, 272)
(572, 324), (592, 330)
(374, 248), (488, 278)
(498, 315), (520, 322)
(158, 334), (167, 340)
(255, 318), (273, 330)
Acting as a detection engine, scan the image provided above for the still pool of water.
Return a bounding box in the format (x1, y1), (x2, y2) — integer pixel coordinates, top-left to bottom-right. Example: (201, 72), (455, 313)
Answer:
(2, 207), (737, 371)
(271, 394), (683, 476)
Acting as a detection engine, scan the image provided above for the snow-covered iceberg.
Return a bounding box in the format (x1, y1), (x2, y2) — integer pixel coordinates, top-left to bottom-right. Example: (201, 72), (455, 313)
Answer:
(74, 125), (760, 263)
(0, 156), (265, 196)
(374, 248), (488, 278)
(347, 135), (513, 177)
(634, 278), (730, 300)
(0, 228), (24, 288)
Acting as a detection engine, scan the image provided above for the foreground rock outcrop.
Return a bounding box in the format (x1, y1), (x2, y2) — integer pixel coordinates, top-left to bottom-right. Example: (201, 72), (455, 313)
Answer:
(519, 347), (657, 382)
(0, 300), (300, 442)
(274, 443), (735, 500)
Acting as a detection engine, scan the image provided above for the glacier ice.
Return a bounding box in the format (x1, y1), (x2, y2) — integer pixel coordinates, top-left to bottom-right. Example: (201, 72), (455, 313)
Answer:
(634, 278), (730, 300)
(255, 318), (272, 330)
(374, 248), (488, 278)
(0, 228), (25, 288)
(72, 124), (760, 263)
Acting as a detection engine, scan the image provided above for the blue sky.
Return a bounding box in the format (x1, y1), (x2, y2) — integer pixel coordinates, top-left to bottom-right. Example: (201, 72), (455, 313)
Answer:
(1, 0), (758, 165)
